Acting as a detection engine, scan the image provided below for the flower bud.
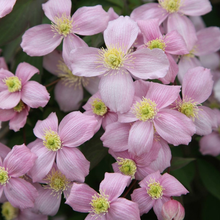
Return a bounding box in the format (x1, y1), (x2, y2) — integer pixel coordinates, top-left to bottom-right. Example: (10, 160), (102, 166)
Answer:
(162, 200), (185, 220)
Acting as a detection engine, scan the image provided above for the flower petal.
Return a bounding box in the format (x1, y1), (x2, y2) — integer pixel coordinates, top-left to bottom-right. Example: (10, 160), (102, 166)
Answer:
(0, 90), (20, 109)
(0, 0), (16, 18)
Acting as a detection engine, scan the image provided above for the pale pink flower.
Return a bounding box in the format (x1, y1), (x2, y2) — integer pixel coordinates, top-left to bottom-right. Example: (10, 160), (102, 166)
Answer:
(174, 67), (214, 135)
(66, 172), (141, 220)
(70, 16), (169, 113)
(162, 200), (185, 220)
(21, 0), (109, 65)
(0, 62), (50, 109)
(0, 144), (37, 209)
(83, 91), (118, 132)
(43, 50), (100, 112)
(199, 108), (220, 156)
(29, 111), (98, 182)
(131, 171), (188, 220)
(117, 80), (195, 155)
(0, 0), (16, 18)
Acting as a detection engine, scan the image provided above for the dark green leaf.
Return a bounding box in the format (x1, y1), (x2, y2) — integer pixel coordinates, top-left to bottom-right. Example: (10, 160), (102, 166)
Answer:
(170, 157), (195, 171)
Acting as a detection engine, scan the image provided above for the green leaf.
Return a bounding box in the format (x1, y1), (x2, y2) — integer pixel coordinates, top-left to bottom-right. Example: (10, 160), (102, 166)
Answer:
(0, 0), (44, 46)
(170, 157), (195, 171)
(197, 159), (220, 201)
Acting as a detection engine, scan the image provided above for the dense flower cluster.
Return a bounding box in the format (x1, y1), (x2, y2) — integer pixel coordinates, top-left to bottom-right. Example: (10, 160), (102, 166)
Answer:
(0, 0), (220, 219)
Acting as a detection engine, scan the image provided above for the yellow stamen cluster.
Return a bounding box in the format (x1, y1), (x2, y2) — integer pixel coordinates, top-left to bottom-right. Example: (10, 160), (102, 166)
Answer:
(133, 98), (158, 121)
(57, 60), (85, 89)
(117, 157), (137, 179)
(184, 46), (197, 58)
(91, 98), (108, 116)
(43, 129), (61, 151)
(159, 0), (182, 13)
(1, 202), (18, 220)
(4, 76), (22, 93)
(178, 99), (199, 120)
(0, 167), (9, 186)
(99, 46), (125, 70)
(13, 100), (25, 113)
(147, 39), (166, 51)
(51, 14), (73, 37)
(44, 169), (70, 195)
(147, 179), (164, 199)
(90, 192), (110, 215)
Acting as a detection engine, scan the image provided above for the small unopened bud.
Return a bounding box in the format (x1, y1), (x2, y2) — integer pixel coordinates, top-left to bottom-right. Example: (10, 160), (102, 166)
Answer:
(162, 200), (185, 220)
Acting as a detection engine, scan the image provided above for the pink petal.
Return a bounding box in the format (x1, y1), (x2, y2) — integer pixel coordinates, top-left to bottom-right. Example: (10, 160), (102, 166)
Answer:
(29, 144), (56, 182)
(42, 0), (71, 23)
(167, 14), (197, 52)
(0, 57), (8, 70)
(15, 62), (39, 85)
(21, 24), (63, 56)
(137, 19), (162, 42)
(101, 122), (130, 152)
(107, 198), (140, 220)
(54, 80), (83, 112)
(59, 111), (97, 147)
(102, 112), (118, 130)
(99, 73), (134, 113)
(180, 0), (212, 16)
(147, 82), (181, 109)
(154, 109), (195, 146)
(104, 16), (139, 53)
(72, 5), (109, 35)
(0, 108), (16, 121)
(21, 81), (50, 108)
(199, 52), (220, 70)
(0, 69), (13, 91)
(153, 197), (170, 220)
(130, 3), (168, 24)
(5, 177), (38, 209)
(9, 107), (29, 132)
(33, 112), (59, 139)
(0, 0), (16, 18)
(131, 188), (154, 215)
(199, 132), (220, 156)
(66, 182), (96, 212)
(164, 31), (188, 55)
(99, 173), (130, 201)
(195, 27), (220, 56)
(34, 186), (61, 216)
(4, 144), (36, 177)
(134, 79), (151, 97)
(160, 173), (188, 197)
(57, 147), (90, 182)
(70, 47), (103, 77)
(83, 76), (100, 95)
(127, 48), (169, 80)
(128, 121), (154, 156)
(0, 90), (20, 109)
(0, 143), (11, 159)
(182, 67), (213, 103)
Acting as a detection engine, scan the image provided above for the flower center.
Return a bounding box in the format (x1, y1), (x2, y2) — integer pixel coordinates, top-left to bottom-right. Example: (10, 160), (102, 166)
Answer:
(1, 202), (18, 220)
(43, 129), (61, 151)
(44, 169), (70, 195)
(159, 0), (182, 13)
(147, 179), (164, 199)
(133, 98), (158, 121)
(51, 14), (73, 37)
(4, 76), (22, 93)
(99, 46), (125, 70)
(178, 99), (199, 120)
(57, 60), (86, 89)
(13, 100), (25, 113)
(0, 167), (9, 185)
(91, 98), (108, 116)
(90, 192), (110, 215)
(184, 46), (196, 58)
(147, 39), (166, 51)
(117, 157), (137, 179)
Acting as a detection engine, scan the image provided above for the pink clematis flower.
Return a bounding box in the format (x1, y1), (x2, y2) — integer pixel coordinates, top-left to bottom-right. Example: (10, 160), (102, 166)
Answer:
(70, 16), (169, 113)
(0, 0), (16, 18)
(43, 50), (100, 112)
(0, 144), (37, 209)
(21, 0), (109, 65)
(29, 111), (98, 182)
(66, 172), (141, 220)
(131, 171), (188, 220)
(0, 62), (50, 109)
